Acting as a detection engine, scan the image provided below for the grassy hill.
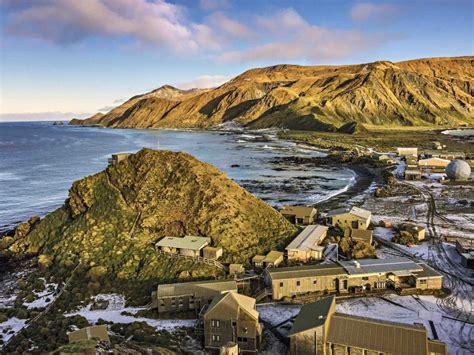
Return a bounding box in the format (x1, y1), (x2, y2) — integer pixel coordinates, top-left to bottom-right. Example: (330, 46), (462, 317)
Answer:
(71, 56), (473, 130)
(6, 149), (297, 284)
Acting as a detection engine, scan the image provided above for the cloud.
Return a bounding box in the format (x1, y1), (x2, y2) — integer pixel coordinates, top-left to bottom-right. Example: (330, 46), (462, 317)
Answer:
(174, 75), (228, 89)
(3, 0), (208, 53)
(0, 111), (92, 122)
(209, 12), (254, 40)
(113, 98), (125, 104)
(350, 2), (399, 23)
(98, 105), (116, 112)
(219, 8), (392, 63)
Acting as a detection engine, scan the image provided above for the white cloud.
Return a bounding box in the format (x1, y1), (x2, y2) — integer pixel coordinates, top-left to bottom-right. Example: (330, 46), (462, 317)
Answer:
(174, 75), (228, 89)
(219, 8), (392, 63)
(350, 2), (399, 23)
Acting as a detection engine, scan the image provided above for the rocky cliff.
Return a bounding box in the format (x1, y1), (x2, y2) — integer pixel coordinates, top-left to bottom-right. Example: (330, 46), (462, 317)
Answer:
(6, 149), (297, 281)
(71, 56), (473, 130)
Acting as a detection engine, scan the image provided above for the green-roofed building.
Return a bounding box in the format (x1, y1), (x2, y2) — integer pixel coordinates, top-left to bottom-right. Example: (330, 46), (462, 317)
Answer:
(156, 235), (211, 257)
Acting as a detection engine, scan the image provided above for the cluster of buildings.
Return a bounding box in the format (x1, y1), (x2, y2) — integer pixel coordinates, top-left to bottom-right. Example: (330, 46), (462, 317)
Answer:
(396, 146), (472, 181)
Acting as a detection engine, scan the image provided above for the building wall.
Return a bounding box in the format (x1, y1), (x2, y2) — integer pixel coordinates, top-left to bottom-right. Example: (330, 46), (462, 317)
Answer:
(180, 248), (200, 257)
(157, 294), (199, 313)
(347, 274), (388, 289)
(290, 327), (325, 355)
(416, 277), (442, 290)
(329, 214), (369, 230)
(328, 344), (387, 355)
(204, 319), (258, 352)
(287, 249), (311, 262)
(271, 275), (340, 300)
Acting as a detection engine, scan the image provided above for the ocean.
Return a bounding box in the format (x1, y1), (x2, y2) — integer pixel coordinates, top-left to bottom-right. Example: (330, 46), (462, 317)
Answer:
(0, 121), (355, 231)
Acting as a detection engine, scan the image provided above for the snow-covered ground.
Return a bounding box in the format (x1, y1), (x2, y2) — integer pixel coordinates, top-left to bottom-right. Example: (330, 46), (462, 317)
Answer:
(23, 280), (58, 309)
(65, 294), (195, 331)
(0, 317), (26, 344)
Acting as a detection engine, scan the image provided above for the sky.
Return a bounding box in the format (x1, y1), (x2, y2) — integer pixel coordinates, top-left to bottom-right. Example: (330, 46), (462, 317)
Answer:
(0, 0), (472, 121)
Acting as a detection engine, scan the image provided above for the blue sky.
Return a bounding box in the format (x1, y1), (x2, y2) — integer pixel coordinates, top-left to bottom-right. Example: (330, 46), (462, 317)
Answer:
(0, 0), (472, 120)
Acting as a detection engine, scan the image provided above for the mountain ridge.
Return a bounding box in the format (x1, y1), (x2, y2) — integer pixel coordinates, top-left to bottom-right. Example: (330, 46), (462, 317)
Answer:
(70, 56), (474, 130)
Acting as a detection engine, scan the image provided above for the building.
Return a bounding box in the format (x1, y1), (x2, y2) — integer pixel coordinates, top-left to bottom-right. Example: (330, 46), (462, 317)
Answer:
(68, 325), (110, 344)
(252, 255), (265, 269)
(418, 158), (451, 172)
(404, 169), (422, 180)
(288, 296), (447, 355)
(108, 153), (130, 165)
(263, 251), (284, 267)
(399, 222), (426, 241)
(265, 257), (442, 300)
(281, 206), (317, 225)
(156, 235), (211, 257)
(288, 296), (335, 355)
(203, 246), (224, 260)
(460, 251), (474, 269)
(220, 342), (239, 355)
(397, 147), (418, 157)
(286, 225), (328, 262)
(229, 264), (245, 276)
(325, 207), (371, 230)
(349, 229), (373, 244)
(455, 239), (474, 254)
(152, 279), (238, 313)
(423, 150), (466, 160)
(203, 292), (263, 353)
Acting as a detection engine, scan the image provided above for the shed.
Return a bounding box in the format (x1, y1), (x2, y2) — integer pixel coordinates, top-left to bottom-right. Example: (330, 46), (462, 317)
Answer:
(203, 246), (223, 260)
(326, 207), (371, 230)
(68, 325), (110, 344)
(156, 235), (211, 257)
(108, 153), (130, 165)
(404, 169), (422, 180)
(418, 157), (451, 169)
(399, 222), (426, 241)
(350, 229), (373, 244)
(281, 205), (317, 225)
(397, 147), (418, 156)
(229, 264), (245, 276)
(252, 255), (265, 269)
(286, 225), (328, 262)
(263, 251), (284, 267)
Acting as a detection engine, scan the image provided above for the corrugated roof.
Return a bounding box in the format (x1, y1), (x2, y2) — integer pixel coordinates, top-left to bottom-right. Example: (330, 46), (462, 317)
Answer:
(157, 279), (237, 298)
(413, 262), (443, 278)
(268, 263), (346, 280)
(206, 292), (258, 321)
(281, 205), (316, 216)
(351, 229), (373, 241)
(263, 250), (283, 263)
(326, 206), (371, 220)
(156, 235), (210, 250)
(288, 296), (335, 336)
(338, 257), (422, 275)
(285, 225), (328, 252)
(327, 313), (429, 355)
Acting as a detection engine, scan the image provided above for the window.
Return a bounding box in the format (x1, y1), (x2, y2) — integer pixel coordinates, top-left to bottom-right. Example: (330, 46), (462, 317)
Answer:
(211, 320), (220, 327)
(232, 321), (237, 327)
(296, 281), (300, 286)
(159, 299), (165, 306)
(212, 335), (220, 342)
(313, 280), (317, 284)
(279, 282), (284, 288)
(362, 277), (369, 281)
(238, 337), (248, 343)
(419, 279), (427, 285)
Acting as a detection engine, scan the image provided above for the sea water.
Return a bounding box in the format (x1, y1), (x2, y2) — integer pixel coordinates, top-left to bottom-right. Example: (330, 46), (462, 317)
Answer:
(0, 122), (355, 230)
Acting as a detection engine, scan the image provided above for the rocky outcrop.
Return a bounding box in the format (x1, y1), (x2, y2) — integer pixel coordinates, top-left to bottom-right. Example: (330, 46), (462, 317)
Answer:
(6, 149), (297, 281)
(71, 56), (474, 130)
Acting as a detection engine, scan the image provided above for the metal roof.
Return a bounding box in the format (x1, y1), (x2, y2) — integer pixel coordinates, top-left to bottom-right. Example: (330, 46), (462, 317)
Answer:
(206, 292), (258, 321)
(327, 313), (429, 355)
(281, 205), (316, 216)
(338, 257), (423, 275)
(268, 263), (346, 281)
(157, 279), (237, 298)
(263, 250), (284, 263)
(285, 225), (328, 252)
(288, 296), (335, 336)
(156, 235), (210, 250)
(326, 206), (371, 220)
(412, 262), (443, 278)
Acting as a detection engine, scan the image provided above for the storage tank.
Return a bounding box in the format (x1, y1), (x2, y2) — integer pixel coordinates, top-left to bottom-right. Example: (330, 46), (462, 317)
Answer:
(445, 160), (471, 181)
